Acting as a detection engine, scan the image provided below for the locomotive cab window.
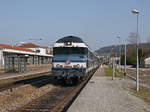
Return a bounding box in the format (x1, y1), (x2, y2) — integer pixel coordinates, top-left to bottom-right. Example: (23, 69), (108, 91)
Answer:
(53, 47), (88, 55)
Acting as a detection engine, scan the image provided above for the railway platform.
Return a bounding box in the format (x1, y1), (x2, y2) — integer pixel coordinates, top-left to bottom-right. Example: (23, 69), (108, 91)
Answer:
(0, 69), (51, 86)
(67, 66), (150, 112)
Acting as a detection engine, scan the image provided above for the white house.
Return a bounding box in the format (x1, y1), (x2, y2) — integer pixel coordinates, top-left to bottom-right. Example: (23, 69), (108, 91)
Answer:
(144, 57), (150, 67)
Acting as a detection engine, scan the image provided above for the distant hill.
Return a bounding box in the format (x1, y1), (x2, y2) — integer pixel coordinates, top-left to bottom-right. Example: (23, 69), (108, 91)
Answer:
(95, 42), (150, 57)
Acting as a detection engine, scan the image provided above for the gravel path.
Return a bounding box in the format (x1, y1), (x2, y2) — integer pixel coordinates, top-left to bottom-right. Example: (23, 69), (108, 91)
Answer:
(67, 67), (150, 112)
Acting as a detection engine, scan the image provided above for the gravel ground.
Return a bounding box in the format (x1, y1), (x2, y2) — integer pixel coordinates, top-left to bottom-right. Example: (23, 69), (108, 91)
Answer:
(0, 81), (58, 112)
(67, 67), (150, 112)
(126, 68), (150, 86)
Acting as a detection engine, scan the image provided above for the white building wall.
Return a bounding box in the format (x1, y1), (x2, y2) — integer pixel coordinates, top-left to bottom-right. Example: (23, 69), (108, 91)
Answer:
(0, 49), (4, 67)
(144, 57), (150, 67)
(28, 48), (47, 55)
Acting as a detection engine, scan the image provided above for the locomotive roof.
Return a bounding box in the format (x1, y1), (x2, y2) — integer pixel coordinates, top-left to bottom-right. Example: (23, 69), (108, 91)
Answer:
(56, 36), (84, 43)
(54, 36), (98, 58)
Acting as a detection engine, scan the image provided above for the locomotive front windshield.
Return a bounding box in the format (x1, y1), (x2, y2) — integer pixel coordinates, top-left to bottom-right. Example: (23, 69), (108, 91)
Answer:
(53, 47), (88, 55)
(53, 55), (87, 62)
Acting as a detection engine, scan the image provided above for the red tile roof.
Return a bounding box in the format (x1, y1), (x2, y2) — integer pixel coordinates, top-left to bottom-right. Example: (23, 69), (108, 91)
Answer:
(0, 44), (35, 53)
(19, 43), (40, 48)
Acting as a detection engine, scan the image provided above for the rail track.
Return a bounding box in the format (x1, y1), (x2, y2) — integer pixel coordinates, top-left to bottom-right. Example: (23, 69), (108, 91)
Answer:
(15, 68), (98, 112)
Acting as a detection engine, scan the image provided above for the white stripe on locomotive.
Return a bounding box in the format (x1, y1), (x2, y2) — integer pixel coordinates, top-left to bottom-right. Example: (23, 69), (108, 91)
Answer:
(53, 62), (86, 68)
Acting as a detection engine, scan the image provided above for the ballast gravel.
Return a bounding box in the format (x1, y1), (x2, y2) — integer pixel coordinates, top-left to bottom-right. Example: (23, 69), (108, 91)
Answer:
(0, 83), (58, 112)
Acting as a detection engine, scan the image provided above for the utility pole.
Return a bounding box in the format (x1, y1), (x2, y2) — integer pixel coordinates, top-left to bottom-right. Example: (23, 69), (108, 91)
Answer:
(124, 43), (126, 76)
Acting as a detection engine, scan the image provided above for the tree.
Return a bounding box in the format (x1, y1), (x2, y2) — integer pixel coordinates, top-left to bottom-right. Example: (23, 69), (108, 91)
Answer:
(120, 48), (144, 67)
(127, 32), (140, 45)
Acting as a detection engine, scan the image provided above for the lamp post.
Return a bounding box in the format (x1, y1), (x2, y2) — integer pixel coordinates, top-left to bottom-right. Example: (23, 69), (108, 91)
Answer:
(111, 47), (115, 80)
(131, 9), (140, 91)
(117, 36), (121, 72)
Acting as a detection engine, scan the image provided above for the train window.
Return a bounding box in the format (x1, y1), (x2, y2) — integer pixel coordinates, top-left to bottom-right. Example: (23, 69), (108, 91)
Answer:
(53, 55), (87, 62)
(53, 47), (88, 55)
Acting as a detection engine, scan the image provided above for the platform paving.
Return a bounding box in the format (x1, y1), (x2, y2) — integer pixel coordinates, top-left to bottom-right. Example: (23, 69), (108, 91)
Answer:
(0, 69), (51, 86)
(67, 67), (150, 112)
(0, 69), (50, 79)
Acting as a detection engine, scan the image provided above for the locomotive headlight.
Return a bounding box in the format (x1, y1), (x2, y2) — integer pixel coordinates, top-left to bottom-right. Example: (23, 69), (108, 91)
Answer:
(56, 64), (62, 68)
(76, 64), (80, 68)
(56, 64), (60, 68)
(73, 64), (80, 68)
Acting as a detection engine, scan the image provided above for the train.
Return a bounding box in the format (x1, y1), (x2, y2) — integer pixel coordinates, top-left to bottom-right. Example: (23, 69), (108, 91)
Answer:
(52, 36), (100, 84)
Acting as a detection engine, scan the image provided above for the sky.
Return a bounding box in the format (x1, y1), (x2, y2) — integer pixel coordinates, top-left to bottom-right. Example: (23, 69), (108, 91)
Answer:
(0, 0), (150, 50)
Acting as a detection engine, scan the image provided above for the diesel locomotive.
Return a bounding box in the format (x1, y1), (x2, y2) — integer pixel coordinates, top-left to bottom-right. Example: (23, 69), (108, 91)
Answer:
(52, 36), (100, 84)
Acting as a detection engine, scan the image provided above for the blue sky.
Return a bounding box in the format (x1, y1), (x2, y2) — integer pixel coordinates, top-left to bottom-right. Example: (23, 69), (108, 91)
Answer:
(0, 0), (150, 50)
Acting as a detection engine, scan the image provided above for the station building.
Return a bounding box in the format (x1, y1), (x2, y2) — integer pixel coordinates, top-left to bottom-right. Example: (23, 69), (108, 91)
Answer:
(0, 43), (53, 73)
